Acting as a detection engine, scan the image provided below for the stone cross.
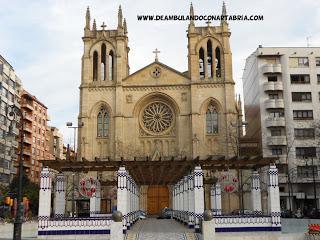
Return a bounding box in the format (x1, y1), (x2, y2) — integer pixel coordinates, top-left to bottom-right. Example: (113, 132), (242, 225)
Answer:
(101, 22), (107, 31)
(153, 48), (160, 62)
(206, 20), (211, 27)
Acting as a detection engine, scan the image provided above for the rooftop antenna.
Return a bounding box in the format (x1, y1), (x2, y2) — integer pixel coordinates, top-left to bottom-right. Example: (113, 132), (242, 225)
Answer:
(307, 36), (312, 47)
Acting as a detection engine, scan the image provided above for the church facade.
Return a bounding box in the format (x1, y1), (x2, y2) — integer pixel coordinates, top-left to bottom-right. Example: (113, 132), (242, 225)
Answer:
(77, 4), (239, 214)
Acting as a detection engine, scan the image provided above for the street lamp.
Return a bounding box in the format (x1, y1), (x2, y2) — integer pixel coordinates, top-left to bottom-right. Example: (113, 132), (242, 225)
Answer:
(66, 122), (83, 160)
(6, 104), (24, 240)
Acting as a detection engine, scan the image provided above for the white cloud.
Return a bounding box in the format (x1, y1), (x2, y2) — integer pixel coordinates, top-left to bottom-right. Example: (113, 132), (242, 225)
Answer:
(0, 0), (319, 144)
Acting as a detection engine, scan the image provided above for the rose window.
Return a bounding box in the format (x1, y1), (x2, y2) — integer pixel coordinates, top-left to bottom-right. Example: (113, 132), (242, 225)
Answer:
(142, 101), (174, 134)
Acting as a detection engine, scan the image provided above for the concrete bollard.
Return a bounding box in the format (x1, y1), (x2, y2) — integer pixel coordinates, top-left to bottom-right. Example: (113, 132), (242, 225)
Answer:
(202, 210), (215, 240)
(111, 211), (124, 240)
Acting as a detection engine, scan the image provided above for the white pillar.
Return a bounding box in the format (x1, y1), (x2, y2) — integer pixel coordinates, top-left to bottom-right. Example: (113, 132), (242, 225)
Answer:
(173, 186), (176, 218)
(117, 166), (128, 233)
(90, 179), (101, 217)
(38, 167), (52, 228)
(179, 179), (183, 221)
(184, 175), (189, 224)
(127, 175), (132, 229)
(188, 173), (194, 228)
(54, 173), (65, 218)
(251, 170), (262, 215)
(194, 166), (204, 233)
(268, 165), (281, 230)
(215, 183), (222, 215)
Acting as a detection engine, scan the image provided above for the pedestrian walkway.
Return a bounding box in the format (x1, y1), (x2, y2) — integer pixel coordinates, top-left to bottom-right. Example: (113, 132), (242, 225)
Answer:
(126, 218), (202, 240)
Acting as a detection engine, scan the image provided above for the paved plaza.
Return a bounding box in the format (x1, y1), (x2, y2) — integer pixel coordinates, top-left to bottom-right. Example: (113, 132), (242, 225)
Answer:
(126, 218), (202, 240)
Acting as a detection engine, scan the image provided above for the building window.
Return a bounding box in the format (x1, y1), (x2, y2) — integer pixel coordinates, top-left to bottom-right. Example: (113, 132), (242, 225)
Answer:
(199, 47), (205, 79)
(298, 57), (309, 67)
(33, 137), (36, 143)
(294, 128), (315, 139)
(97, 107), (110, 137)
(269, 110), (284, 118)
(93, 51), (98, 81)
(101, 44), (106, 81)
(296, 147), (316, 158)
(293, 110), (313, 120)
(268, 76), (277, 82)
(290, 74), (310, 84)
(270, 128), (282, 136)
(207, 40), (213, 78)
(206, 103), (219, 134)
(297, 166), (318, 178)
(269, 93), (279, 99)
(291, 92), (312, 102)
(317, 75), (320, 84)
(215, 47), (221, 78)
(109, 50), (114, 81)
(271, 147), (283, 156)
(316, 57), (320, 67)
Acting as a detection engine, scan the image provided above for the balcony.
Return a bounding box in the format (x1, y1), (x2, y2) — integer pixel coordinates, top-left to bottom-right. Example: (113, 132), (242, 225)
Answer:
(21, 101), (33, 111)
(262, 64), (282, 74)
(23, 149), (32, 156)
(24, 125), (32, 133)
(24, 114), (33, 122)
(265, 99), (284, 109)
(263, 81), (283, 92)
(265, 117), (286, 127)
(267, 136), (287, 146)
(24, 137), (32, 145)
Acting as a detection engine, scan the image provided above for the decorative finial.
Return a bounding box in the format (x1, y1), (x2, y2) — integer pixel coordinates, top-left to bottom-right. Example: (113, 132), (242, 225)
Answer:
(221, 1), (227, 25)
(92, 19), (97, 32)
(118, 5), (123, 28)
(123, 18), (128, 34)
(101, 22), (107, 31)
(206, 20), (211, 27)
(153, 48), (160, 62)
(189, 2), (195, 26)
(85, 6), (91, 30)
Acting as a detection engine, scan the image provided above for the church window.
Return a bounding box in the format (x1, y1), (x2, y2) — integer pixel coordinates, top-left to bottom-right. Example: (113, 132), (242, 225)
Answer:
(199, 47), (205, 79)
(215, 47), (221, 78)
(93, 51), (98, 81)
(109, 50), (114, 81)
(101, 44), (106, 81)
(207, 40), (213, 78)
(97, 107), (110, 137)
(206, 103), (218, 134)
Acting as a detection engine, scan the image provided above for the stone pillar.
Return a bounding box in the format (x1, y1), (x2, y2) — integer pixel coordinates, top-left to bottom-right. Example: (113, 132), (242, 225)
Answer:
(117, 167), (128, 233)
(194, 166), (204, 233)
(38, 167), (52, 223)
(90, 180), (101, 217)
(251, 170), (262, 215)
(188, 173), (195, 228)
(204, 48), (208, 79)
(54, 173), (65, 218)
(173, 185), (176, 219)
(268, 165), (281, 230)
(178, 180), (182, 221)
(127, 175), (132, 229)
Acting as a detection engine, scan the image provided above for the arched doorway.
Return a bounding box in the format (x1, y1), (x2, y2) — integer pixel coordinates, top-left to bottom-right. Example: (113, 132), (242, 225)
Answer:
(147, 185), (169, 215)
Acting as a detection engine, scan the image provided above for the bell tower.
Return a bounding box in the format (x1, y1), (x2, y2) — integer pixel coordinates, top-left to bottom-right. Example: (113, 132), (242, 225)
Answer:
(187, 2), (233, 84)
(81, 6), (129, 86)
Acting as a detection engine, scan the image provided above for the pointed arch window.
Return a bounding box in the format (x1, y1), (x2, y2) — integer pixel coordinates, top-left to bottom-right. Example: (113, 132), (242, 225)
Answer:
(199, 47), (205, 79)
(207, 40), (213, 78)
(93, 51), (98, 81)
(215, 47), (221, 78)
(206, 103), (218, 134)
(97, 107), (110, 137)
(109, 50), (114, 81)
(101, 44), (106, 81)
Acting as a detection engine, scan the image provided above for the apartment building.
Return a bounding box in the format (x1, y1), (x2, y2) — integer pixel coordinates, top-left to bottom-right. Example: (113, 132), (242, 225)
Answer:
(47, 126), (64, 160)
(20, 90), (50, 183)
(242, 46), (320, 212)
(0, 55), (21, 186)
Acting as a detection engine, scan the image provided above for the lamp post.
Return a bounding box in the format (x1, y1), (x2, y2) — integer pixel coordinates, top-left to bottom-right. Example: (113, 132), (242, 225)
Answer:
(66, 122), (83, 217)
(6, 104), (24, 240)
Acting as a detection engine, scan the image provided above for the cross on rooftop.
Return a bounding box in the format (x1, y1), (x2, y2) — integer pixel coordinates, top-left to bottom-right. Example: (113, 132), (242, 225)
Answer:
(101, 22), (107, 31)
(206, 20), (211, 27)
(153, 48), (160, 62)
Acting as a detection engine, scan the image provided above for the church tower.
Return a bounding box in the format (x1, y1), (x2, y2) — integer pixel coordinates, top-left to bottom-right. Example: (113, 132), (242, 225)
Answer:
(78, 6), (129, 160)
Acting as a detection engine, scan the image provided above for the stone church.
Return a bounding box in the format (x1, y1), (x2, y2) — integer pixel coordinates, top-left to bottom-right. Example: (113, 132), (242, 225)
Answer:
(77, 4), (240, 214)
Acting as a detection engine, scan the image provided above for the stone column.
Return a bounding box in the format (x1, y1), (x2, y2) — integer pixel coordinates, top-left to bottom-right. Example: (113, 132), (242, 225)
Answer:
(90, 179), (101, 217)
(127, 175), (132, 229)
(251, 170), (262, 215)
(179, 179), (183, 221)
(117, 167), (128, 233)
(194, 166), (204, 233)
(188, 173), (195, 228)
(97, 52), (101, 82)
(268, 165), (281, 230)
(204, 49), (208, 79)
(173, 185), (176, 219)
(38, 167), (52, 228)
(54, 173), (65, 218)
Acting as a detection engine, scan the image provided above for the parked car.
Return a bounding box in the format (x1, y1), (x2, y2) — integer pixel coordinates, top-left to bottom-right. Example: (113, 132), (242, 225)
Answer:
(138, 210), (147, 220)
(157, 208), (173, 219)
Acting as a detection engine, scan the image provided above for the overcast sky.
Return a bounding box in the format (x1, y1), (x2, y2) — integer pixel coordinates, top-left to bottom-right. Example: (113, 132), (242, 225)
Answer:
(0, 0), (319, 146)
